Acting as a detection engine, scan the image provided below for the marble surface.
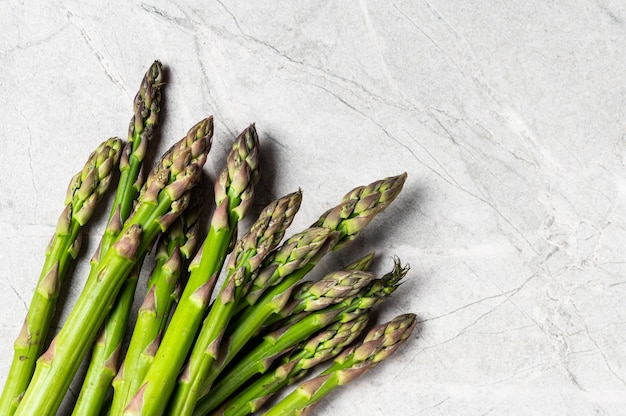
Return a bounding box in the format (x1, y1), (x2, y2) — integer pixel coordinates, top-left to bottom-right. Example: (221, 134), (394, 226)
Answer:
(1, 1), (625, 415)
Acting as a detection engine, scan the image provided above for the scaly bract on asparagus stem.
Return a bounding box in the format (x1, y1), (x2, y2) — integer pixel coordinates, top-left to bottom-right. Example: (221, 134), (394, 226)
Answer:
(122, 125), (259, 416)
(0, 137), (122, 416)
(195, 259), (408, 415)
(73, 60), (165, 416)
(168, 191), (302, 415)
(215, 314), (369, 416)
(109, 198), (202, 415)
(262, 313), (417, 416)
(14, 118), (212, 416)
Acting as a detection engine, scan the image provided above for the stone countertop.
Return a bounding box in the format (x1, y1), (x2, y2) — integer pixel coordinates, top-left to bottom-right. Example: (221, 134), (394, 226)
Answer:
(1, 1), (625, 415)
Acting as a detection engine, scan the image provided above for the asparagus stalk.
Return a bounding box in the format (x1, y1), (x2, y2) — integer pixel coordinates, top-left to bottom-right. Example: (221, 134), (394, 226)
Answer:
(96, 60), (164, 264)
(315, 173), (407, 250)
(241, 173), (406, 310)
(71, 256), (146, 415)
(72, 60), (164, 416)
(109, 199), (202, 415)
(255, 251), (376, 337)
(168, 191), (303, 415)
(121, 125), (260, 416)
(195, 226), (333, 399)
(0, 137), (122, 415)
(215, 314), (370, 416)
(14, 117), (213, 416)
(262, 313), (417, 416)
(198, 174), (406, 397)
(274, 267), (378, 320)
(194, 259), (408, 415)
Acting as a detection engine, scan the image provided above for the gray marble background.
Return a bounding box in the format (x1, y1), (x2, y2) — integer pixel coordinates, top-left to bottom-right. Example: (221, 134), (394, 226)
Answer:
(1, 1), (625, 415)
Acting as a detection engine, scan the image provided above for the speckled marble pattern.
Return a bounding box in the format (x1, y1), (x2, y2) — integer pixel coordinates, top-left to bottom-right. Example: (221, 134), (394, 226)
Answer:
(1, 1), (625, 415)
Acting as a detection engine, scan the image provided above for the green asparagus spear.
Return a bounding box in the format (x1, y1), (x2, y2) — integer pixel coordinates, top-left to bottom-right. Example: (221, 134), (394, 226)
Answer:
(195, 226), (333, 399)
(254, 251), (376, 337)
(14, 117), (213, 416)
(315, 173), (407, 250)
(104, 60), (163, 245)
(168, 191), (303, 415)
(274, 268), (378, 319)
(72, 60), (164, 416)
(0, 137), (122, 416)
(109, 198), (202, 415)
(121, 125), (260, 416)
(71, 255), (146, 415)
(198, 174), (406, 398)
(262, 313), (417, 416)
(215, 314), (370, 416)
(195, 259), (408, 415)
(241, 173), (406, 309)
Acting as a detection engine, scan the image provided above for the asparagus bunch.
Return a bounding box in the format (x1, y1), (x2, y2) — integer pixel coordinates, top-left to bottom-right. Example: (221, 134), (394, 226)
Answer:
(252, 251), (377, 335)
(168, 190), (303, 415)
(120, 125), (260, 416)
(216, 313), (370, 416)
(263, 313), (417, 416)
(194, 259), (408, 415)
(1, 63), (419, 416)
(0, 137), (123, 415)
(109, 197), (203, 415)
(73, 59), (165, 416)
(194, 174), (407, 402)
(185, 260), (374, 415)
(14, 117), (213, 416)
(242, 174), (407, 308)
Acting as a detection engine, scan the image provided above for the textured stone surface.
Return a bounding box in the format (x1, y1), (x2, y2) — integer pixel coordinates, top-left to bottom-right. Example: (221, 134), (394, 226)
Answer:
(1, 1), (625, 414)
